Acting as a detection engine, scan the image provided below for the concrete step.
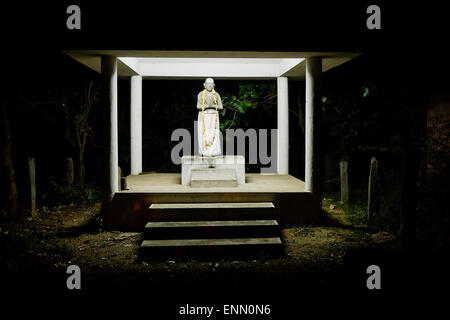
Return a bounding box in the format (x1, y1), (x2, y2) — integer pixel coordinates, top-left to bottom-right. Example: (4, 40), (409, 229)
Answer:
(139, 237), (283, 258)
(144, 220), (280, 239)
(148, 202), (275, 222)
(190, 168), (237, 187)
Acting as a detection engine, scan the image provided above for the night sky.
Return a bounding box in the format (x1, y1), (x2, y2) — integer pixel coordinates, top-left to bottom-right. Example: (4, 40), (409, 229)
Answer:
(2, 2), (448, 96)
(2, 2), (447, 52)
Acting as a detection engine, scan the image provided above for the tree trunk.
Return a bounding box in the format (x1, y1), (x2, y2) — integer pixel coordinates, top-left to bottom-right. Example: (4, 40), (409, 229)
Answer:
(0, 100), (23, 220)
(27, 156), (36, 217)
(78, 155), (85, 186)
(75, 129), (86, 186)
(340, 160), (349, 204)
(367, 157), (381, 223)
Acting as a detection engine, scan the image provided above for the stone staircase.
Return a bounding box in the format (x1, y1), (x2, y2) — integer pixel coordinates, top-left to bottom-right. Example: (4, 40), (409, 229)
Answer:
(140, 202), (283, 259)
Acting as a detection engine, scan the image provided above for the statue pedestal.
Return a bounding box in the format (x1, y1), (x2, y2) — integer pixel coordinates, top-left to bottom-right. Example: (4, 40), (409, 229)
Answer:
(181, 155), (245, 187)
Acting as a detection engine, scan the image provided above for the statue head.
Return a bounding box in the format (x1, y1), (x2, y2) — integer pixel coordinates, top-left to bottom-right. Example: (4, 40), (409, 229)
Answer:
(203, 78), (215, 91)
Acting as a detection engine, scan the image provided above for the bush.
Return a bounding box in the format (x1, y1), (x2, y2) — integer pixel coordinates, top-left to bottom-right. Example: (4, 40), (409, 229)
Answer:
(324, 184), (401, 234)
(49, 180), (100, 205)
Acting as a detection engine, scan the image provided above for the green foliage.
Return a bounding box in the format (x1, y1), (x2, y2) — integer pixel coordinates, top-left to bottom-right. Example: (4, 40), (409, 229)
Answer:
(220, 82), (276, 131)
(344, 205), (367, 225)
(324, 186), (400, 234)
(95, 215), (103, 232)
(50, 180), (100, 205)
(344, 200), (400, 234)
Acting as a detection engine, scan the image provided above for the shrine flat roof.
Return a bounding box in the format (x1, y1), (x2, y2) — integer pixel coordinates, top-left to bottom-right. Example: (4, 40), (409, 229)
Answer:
(64, 50), (360, 79)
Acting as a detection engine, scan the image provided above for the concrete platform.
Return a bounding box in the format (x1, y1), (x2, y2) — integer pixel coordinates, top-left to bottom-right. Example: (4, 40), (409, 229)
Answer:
(106, 173), (318, 230)
(124, 173), (305, 193)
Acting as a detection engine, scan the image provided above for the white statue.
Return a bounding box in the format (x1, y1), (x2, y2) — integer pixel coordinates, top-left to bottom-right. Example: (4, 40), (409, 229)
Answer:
(196, 78), (223, 156)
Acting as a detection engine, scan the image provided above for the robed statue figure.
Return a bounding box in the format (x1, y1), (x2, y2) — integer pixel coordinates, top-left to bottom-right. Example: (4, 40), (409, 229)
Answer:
(196, 78), (223, 156)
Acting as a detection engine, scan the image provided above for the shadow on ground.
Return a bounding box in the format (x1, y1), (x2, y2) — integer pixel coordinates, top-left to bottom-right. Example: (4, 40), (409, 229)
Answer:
(1, 204), (448, 316)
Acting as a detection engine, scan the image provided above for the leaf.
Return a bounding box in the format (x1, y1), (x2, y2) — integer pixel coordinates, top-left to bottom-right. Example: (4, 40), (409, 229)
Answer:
(244, 101), (253, 108)
(250, 92), (260, 99)
(363, 87), (370, 98)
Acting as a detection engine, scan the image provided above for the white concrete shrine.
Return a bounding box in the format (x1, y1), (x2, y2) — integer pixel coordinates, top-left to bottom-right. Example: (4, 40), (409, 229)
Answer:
(65, 50), (359, 218)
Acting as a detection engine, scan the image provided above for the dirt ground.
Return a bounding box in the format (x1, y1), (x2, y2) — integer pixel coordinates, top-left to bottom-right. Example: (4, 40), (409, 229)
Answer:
(1, 201), (396, 282)
(6, 201), (443, 316)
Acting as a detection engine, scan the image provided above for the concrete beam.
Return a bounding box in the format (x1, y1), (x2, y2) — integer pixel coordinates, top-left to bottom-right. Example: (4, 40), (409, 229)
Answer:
(138, 58), (284, 78)
(64, 50), (360, 79)
(118, 57), (141, 75)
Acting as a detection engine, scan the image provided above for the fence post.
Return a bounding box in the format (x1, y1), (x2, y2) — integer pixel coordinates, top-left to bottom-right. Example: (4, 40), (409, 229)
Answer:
(340, 160), (349, 204)
(118, 166), (122, 191)
(367, 157), (380, 222)
(28, 156), (36, 217)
